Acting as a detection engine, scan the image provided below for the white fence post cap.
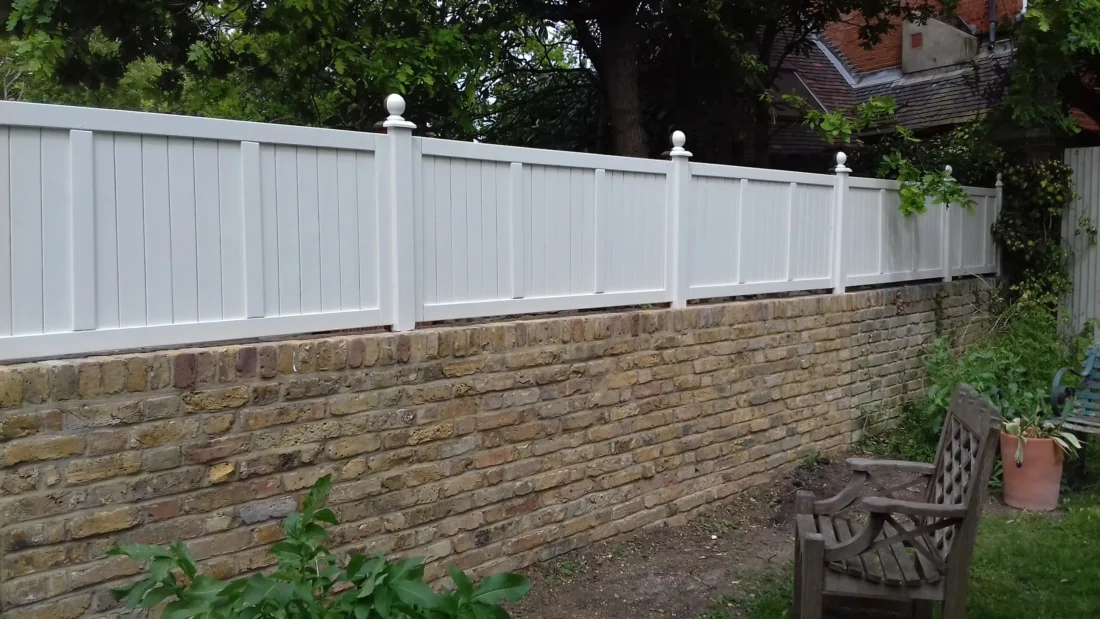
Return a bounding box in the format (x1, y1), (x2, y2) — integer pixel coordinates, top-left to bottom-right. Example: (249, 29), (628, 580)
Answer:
(670, 131), (692, 157)
(835, 151), (850, 173)
(384, 93), (416, 129)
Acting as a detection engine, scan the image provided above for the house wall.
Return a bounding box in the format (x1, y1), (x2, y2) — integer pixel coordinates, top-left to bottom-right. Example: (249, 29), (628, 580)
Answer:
(823, 1), (1024, 75)
(0, 280), (987, 618)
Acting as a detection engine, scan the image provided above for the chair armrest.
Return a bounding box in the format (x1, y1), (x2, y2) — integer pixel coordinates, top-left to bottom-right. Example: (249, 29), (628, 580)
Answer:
(861, 496), (966, 519)
(1052, 367), (1079, 411)
(1053, 347), (1099, 410)
(847, 458), (934, 475)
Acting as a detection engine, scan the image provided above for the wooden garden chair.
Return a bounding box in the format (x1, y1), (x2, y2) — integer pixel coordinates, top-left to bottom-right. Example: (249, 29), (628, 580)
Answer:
(793, 385), (1001, 619)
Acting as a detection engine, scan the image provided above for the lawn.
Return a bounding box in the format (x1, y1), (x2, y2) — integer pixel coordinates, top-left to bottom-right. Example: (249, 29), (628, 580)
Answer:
(716, 489), (1100, 619)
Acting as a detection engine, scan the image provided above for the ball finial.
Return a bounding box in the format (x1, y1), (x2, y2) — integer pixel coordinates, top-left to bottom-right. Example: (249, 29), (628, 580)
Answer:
(944, 164), (953, 176)
(836, 151), (847, 166)
(996, 172), (1003, 185)
(671, 131), (686, 149)
(385, 93), (406, 118)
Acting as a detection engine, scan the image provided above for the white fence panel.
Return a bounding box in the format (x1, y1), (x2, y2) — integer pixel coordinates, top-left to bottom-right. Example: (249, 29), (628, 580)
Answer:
(950, 188), (999, 277)
(1064, 147), (1100, 337)
(0, 98), (1002, 362)
(687, 165), (835, 298)
(0, 102), (386, 361)
(416, 139), (669, 321)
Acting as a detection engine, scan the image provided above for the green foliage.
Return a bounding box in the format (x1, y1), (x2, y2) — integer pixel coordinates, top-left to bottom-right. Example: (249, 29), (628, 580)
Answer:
(994, 0), (1100, 136)
(794, 96), (977, 217)
(867, 298), (1093, 462)
(1003, 412), (1082, 464)
(109, 476), (531, 619)
(878, 148), (976, 216)
(787, 94), (896, 145)
(992, 160), (1090, 307)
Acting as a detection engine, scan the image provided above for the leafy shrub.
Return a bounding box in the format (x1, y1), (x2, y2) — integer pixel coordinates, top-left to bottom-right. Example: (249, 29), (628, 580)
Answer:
(109, 476), (531, 619)
(863, 298), (1093, 461)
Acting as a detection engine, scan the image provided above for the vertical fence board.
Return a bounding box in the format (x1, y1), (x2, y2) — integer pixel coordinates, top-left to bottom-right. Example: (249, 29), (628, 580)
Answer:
(481, 162), (499, 300)
(317, 148), (341, 313)
(356, 152), (379, 311)
(296, 147), (321, 314)
(114, 134), (147, 327)
(10, 128), (44, 334)
(70, 130), (96, 331)
(40, 131), (72, 333)
(274, 145), (300, 315)
(593, 169), (608, 293)
(142, 136), (173, 326)
(259, 145), (280, 317)
(0, 127), (9, 336)
(93, 133), (119, 329)
(195, 140), (224, 321)
(218, 142), (245, 319)
(241, 140), (265, 318)
(168, 138), (199, 323)
(337, 150), (361, 310)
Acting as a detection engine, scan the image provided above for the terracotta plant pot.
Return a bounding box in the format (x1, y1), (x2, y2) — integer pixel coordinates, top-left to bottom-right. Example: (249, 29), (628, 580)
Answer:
(1000, 432), (1064, 511)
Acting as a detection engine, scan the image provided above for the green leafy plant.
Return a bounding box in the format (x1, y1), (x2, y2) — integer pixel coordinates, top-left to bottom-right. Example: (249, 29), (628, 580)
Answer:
(1004, 409), (1082, 465)
(785, 94), (897, 145)
(866, 297), (1093, 462)
(878, 148), (976, 216)
(109, 476), (531, 619)
(791, 95), (976, 216)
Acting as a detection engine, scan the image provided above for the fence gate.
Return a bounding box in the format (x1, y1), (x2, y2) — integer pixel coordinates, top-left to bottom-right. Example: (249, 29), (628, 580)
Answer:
(1065, 147), (1100, 340)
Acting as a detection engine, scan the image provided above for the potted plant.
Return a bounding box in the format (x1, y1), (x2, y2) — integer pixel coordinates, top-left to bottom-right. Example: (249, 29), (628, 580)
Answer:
(1000, 407), (1081, 511)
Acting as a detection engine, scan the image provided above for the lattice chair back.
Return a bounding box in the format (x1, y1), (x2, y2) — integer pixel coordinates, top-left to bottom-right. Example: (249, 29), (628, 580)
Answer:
(922, 386), (1001, 560)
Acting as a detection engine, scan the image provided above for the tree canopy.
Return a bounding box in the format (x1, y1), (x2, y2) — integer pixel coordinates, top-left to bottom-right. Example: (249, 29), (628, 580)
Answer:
(14, 0), (1087, 164)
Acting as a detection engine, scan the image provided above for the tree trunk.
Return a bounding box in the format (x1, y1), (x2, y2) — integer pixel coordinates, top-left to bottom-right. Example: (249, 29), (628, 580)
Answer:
(751, 103), (773, 167)
(597, 10), (647, 157)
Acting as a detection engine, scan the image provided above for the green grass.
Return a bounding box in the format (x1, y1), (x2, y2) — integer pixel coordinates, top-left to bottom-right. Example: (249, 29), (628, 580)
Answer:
(966, 490), (1100, 619)
(702, 490), (1100, 619)
(695, 572), (793, 619)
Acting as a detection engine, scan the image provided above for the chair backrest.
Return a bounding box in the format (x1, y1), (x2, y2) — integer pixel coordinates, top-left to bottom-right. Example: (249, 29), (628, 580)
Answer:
(922, 384), (1002, 559)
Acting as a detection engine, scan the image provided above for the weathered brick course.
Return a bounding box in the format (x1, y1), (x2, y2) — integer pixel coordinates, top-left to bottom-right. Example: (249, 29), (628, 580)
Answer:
(0, 281), (986, 616)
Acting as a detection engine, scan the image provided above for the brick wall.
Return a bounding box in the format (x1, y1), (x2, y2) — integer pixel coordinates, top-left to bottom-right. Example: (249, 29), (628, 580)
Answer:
(822, 1), (1024, 75)
(0, 281), (987, 618)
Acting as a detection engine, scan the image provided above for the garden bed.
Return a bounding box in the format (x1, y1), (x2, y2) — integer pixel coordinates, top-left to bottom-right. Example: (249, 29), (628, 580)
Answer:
(508, 457), (854, 619)
(508, 454), (1069, 619)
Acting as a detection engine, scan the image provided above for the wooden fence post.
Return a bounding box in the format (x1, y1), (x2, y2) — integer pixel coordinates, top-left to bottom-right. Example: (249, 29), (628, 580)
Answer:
(383, 94), (417, 331)
(995, 172), (1004, 276)
(832, 151), (850, 294)
(668, 131), (692, 308)
(942, 164), (954, 283)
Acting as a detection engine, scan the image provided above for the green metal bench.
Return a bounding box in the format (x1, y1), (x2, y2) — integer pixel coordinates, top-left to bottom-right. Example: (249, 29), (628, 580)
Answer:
(1051, 346), (1100, 435)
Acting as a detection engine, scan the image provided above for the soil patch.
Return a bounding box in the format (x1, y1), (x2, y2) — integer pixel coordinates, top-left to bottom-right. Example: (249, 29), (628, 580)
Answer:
(507, 455), (1030, 619)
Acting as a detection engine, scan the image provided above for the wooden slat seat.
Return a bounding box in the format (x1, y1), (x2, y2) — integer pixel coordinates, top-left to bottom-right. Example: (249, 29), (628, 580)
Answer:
(806, 515), (933, 588)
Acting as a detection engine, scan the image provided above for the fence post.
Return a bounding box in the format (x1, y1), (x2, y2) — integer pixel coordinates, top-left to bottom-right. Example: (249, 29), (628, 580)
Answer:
(832, 151), (850, 294)
(942, 164), (954, 283)
(995, 172), (1004, 276)
(383, 94), (417, 331)
(668, 131), (692, 308)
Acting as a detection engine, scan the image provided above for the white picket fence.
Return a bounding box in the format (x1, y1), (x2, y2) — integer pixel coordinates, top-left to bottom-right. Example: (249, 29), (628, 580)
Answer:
(0, 95), (1000, 362)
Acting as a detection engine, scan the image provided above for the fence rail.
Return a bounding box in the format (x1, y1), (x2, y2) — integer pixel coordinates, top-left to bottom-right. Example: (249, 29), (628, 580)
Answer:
(0, 95), (1000, 362)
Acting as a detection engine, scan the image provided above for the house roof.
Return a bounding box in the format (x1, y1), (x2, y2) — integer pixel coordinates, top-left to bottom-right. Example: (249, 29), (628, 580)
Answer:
(853, 50), (1011, 130)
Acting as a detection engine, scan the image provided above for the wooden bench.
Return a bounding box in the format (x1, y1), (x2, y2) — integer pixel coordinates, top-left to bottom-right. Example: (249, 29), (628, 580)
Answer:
(793, 385), (1001, 619)
(1051, 346), (1100, 435)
